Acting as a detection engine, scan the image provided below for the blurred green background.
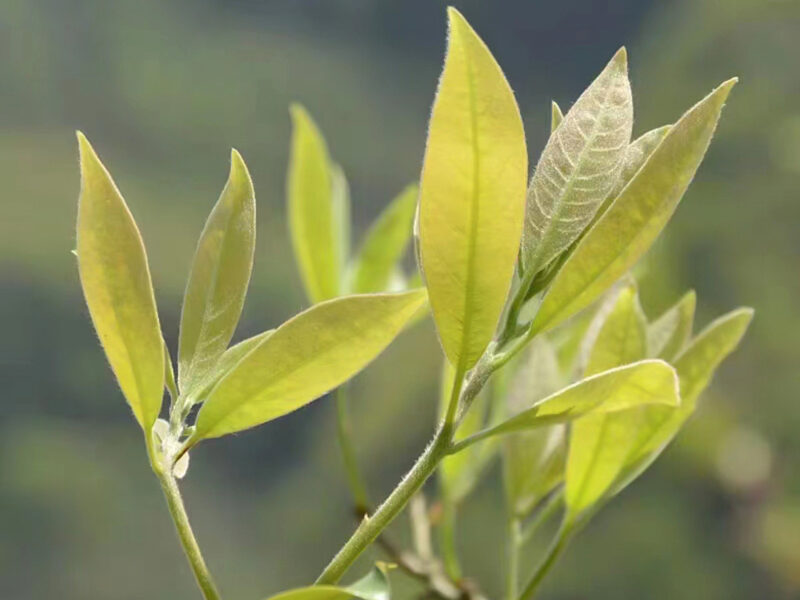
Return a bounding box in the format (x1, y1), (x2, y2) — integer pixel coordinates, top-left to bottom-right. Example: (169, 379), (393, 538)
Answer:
(1, 0), (798, 598)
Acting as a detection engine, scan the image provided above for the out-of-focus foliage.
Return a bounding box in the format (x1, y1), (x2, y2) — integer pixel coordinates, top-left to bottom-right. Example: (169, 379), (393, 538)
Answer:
(0, 1), (796, 599)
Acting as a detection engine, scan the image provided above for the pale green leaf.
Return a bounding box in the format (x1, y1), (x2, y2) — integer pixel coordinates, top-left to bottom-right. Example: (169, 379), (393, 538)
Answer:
(609, 307), (753, 498)
(264, 565), (390, 600)
(647, 289), (696, 359)
(418, 8), (527, 370)
(76, 132), (164, 430)
(191, 290), (427, 441)
(331, 163), (352, 288)
(178, 150), (256, 393)
(163, 339), (178, 401)
(565, 282), (648, 515)
(530, 79), (736, 335)
(521, 48), (633, 275)
(351, 184), (418, 294)
(607, 125), (671, 202)
(503, 338), (566, 517)
(450, 360), (678, 452)
(288, 105), (341, 303)
(550, 100), (564, 132)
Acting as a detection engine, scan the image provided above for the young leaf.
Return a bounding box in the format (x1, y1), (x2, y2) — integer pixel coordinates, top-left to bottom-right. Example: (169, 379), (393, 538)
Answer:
(607, 307), (753, 499)
(163, 339), (178, 401)
(521, 49), (633, 275)
(418, 8), (527, 371)
(190, 290), (427, 441)
(189, 330), (274, 404)
(351, 184), (418, 294)
(530, 79), (737, 335)
(551, 100), (564, 132)
(647, 289), (696, 359)
(331, 163), (352, 289)
(449, 360), (678, 452)
(564, 283), (648, 515)
(264, 564), (390, 600)
(503, 338), (566, 517)
(75, 132), (164, 430)
(288, 105), (342, 303)
(178, 150), (256, 394)
(607, 125), (671, 202)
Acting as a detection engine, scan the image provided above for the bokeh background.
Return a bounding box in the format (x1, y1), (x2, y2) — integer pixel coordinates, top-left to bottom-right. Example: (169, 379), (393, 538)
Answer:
(1, 0), (798, 598)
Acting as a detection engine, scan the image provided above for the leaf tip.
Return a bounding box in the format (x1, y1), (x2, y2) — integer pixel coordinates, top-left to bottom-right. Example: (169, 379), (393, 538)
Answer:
(610, 46), (628, 71)
(229, 148), (253, 191)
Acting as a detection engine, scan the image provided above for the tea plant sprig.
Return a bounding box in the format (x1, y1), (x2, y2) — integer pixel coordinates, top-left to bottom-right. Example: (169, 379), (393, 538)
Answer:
(75, 6), (752, 600)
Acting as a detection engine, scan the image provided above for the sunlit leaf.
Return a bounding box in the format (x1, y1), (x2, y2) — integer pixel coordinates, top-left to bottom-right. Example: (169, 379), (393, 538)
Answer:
(565, 283), (649, 515)
(530, 79), (737, 335)
(450, 360), (678, 452)
(288, 105), (342, 303)
(76, 132), (164, 430)
(607, 307), (753, 499)
(331, 163), (352, 289)
(351, 184), (418, 294)
(190, 330), (274, 403)
(191, 290), (427, 441)
(419, 8), (527, 371)
(178, 150), (256, 394)
(521, 49), (633, 275)
(647, 289), (696, 359)
(503, 338), (566, 517)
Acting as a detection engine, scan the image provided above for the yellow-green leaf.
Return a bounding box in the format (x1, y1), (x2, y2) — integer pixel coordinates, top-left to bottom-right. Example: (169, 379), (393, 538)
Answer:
(565, 283), (648, 515)
(191, 290), (427, 441)
(550, 100), (564, 132)
(521, 49), (633, 275)
(647, 289), (696, 359)
(419, 8), (527, 370)
(531, 79), (737, 336)
(75, 132), (164, 430)
(288, 105), (341, 303)
(331, 163), (352, 285)
(607, 125), (671, 202)
(264, 564), (390, 600)
(450, 360), (678, 452)
(351, 184), (418, 294)
(178, 150), (256, 394)
(503, 338), (566, 517)
(610, 307), (753, 497)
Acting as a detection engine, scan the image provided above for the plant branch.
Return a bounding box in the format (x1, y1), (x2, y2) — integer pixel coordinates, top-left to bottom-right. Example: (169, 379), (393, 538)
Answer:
(156, 465), (222, 600)
(505, 517), (521, 600)
(518, 518), (573, 600)
(335, 385), (370, 512)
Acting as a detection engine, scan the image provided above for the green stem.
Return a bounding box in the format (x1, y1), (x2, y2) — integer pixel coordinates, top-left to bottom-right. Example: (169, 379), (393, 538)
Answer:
(506, 517), (521, 600)
(520, 490), (563, 547)
(156, 467), (222, 600)
(439, 497), (462, 580)
(316, 421), (453, 584)
(518, 519), (573, 600)
(334, 385), (370, 512)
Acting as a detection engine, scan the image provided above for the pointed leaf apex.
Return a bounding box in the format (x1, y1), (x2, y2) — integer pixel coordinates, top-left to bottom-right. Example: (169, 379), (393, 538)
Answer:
(289, 102), (308, 122)
(610, 46), (628, 71)
(77, 131), (99, 167)
(228, 148), (252, 191)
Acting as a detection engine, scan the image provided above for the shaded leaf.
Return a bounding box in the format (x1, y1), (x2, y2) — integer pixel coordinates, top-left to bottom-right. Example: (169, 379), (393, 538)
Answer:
(530, 79), (736, 335)
(551, 101), (564, 132)
(76, 132), (164, 430)
(331, 163), (352, 289)
(521, 49), (633, 274)
(647, 289), (696, 359)
(565, 283), (648, 515)
(264, 564), (391, 600)
(607, 125), (671, 202)
(191, 290), (427, 441)
(503, 338), (566, 517)
(608, 307), (753, 499)
(288, 105), (341, 303)
(179, 150), (256, 393)
(418, 8), (527, 370)
(351, 184), (418, 294)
